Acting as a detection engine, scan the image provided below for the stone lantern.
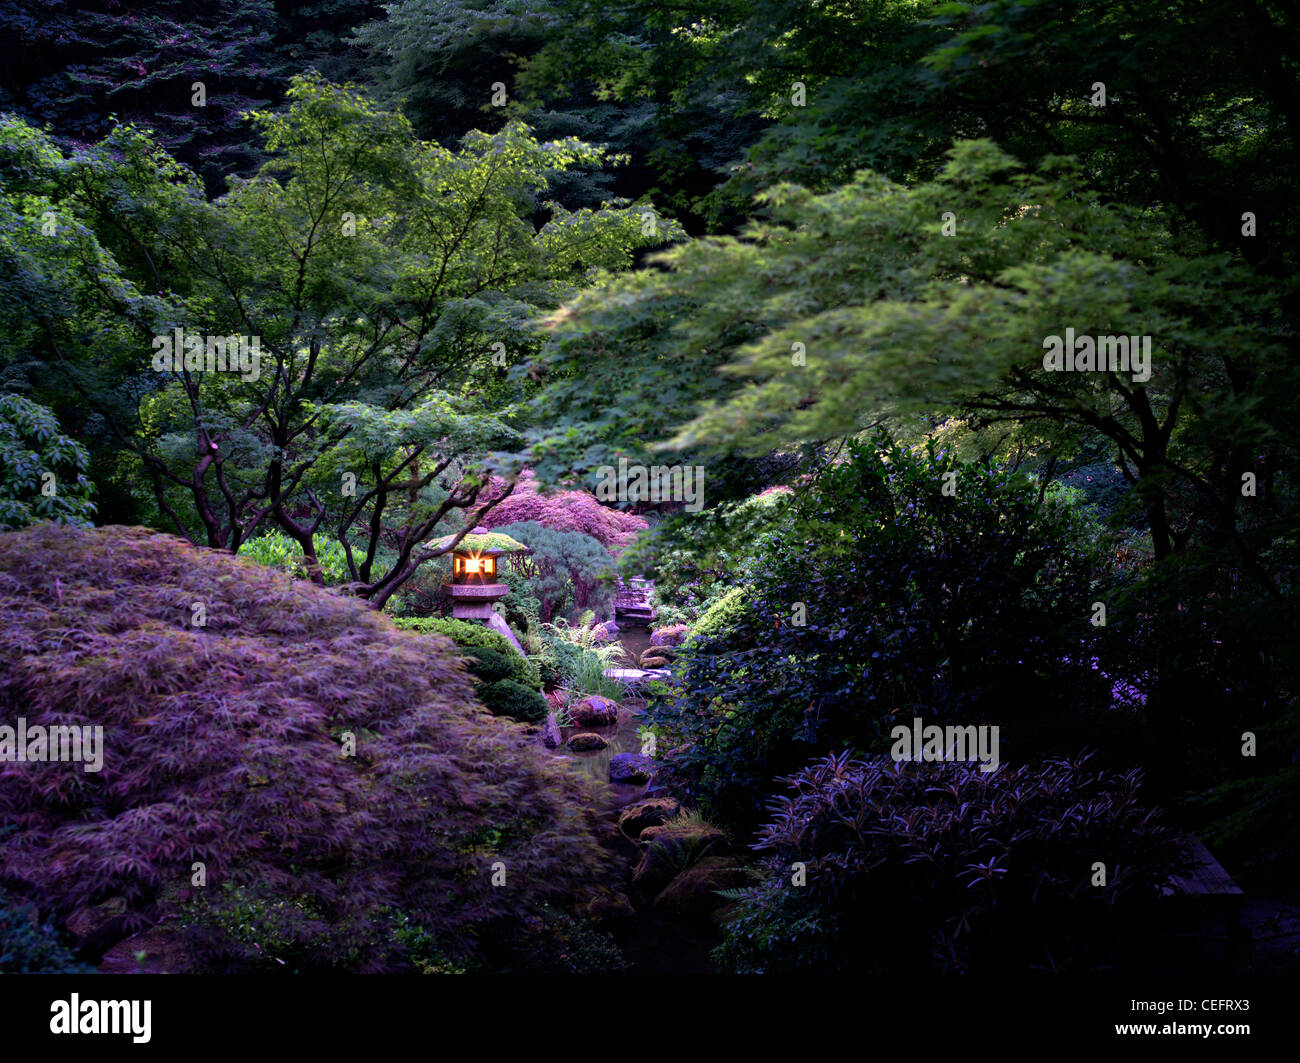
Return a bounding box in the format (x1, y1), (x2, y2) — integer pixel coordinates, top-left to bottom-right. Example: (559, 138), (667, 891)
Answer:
(429, 526), (528, 622)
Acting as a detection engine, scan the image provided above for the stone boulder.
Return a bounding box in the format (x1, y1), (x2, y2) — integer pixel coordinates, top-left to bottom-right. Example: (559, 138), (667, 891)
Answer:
(654, 856), (752, 918)
(541, 712), (562, 749)
(631, 823), (728, 897)
(570, 695), (619, 727)
(617, 797), (681, 839)
(609, 752), (655, 784)
(568, 731), (609, 752)
(650, 624), (689, 648)
(98, 924), (188, 974)
(591, 620), (620, 644)
(640, 645), (677, 664)
(638, 655), (671, 670)
(578, 889), (638, 926)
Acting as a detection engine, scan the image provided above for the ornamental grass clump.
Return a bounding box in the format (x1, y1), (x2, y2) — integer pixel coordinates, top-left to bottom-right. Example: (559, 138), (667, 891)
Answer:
(0, 524), (613, 972)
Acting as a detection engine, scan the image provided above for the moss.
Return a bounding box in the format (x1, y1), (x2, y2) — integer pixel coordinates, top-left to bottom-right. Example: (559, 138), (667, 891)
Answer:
(425, 531), (528, 555)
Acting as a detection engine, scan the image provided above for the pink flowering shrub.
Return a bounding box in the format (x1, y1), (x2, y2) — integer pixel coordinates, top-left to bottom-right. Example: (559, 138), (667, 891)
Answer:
(481, 471), (647, 554)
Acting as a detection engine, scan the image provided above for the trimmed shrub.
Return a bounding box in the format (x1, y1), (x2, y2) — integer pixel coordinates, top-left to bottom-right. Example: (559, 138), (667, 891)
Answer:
(714, 752), (1189, 974)
(0, 524), (612, 973)
(480, 679), (549, 723)
(463, 646), (515, 684)
(395, 615), (542, 690)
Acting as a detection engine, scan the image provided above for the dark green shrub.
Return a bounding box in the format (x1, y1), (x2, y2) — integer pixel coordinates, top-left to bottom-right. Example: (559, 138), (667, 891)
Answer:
(0, 394), (96, 531)
(463, 646), (516, 684)
(480, 679), (550, 723)
(0, 524), (612, 973)
(715, 752), (1189, 974)
(650, 435), (1112, 830)
(0, 888), (95, 973)
(620, 489), (791, 624)
(1196, 707), (1300, 883)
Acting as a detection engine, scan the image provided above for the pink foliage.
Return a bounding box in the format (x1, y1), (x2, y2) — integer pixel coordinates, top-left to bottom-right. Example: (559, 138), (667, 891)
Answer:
(480, 471), (648, 553)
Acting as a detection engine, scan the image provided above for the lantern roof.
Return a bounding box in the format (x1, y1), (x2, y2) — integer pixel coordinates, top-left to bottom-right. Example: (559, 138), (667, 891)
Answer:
(427, 525), (528, 556)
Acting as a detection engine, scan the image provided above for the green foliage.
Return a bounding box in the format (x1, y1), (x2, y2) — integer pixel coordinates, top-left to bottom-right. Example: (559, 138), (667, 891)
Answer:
(394, 616), (542, 689)
(649, 435), (1111, 829)
(463, 646), (516, 684)
(686, 586), (749, 646)
(499, 521), (617, 623)
(0, 75), (678, 608)
(1193, 701), (1300, 884)
(239, 529), (351, 584)
(715, 752), (1189, 974)
(0, 524), (613, 973)
(0, 888), (95, 974)
(537, 618), (627, 698)
(390, 908), (474, 974)
(621, 488), (791, 624)
(479, 678), (549, 723)
(180, 885), (353, 975)
(355, 0), (760, 228)
(0, 394), (95, 530)
(493, 902), (628, 974)
(498, 564), (543, 633)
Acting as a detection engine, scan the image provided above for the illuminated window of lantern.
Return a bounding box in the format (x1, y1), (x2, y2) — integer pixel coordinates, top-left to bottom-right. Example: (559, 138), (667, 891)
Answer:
(453, 553), (495, 579)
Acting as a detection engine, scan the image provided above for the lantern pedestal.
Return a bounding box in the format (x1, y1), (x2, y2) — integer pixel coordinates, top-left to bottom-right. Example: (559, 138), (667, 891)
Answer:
(447, 582), (510, 621)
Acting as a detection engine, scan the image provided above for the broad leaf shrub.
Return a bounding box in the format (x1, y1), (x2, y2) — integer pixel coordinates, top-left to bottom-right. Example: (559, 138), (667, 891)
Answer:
(649, 435), (1114, 830)
(715, 752), (1189, 974)
(0, 394), (96, 531)
(238, 529), (351, 585)
(0, 524), (614, 972)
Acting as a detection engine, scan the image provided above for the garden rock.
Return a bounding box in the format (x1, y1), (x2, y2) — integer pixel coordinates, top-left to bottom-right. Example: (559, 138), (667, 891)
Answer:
(632, 824), (728, 896)
(650, 624), (689, 648)
(654, 856), (752, 918)
(570, 695), (619, 726)
(609, 752), (655, 784)
(618, 797), (681, 839)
